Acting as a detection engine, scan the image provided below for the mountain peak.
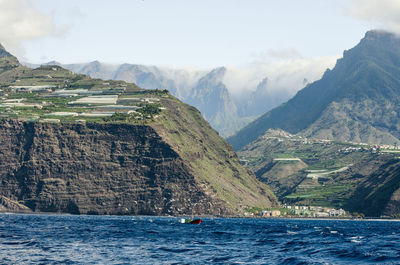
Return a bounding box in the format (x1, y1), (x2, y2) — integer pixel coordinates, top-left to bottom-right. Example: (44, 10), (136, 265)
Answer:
(208, 66), (226, 78)
(89, 60), (101, 66)
(363, 30), (399, 42)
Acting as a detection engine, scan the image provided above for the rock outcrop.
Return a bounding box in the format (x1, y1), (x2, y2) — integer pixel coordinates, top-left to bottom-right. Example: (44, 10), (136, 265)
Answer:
(0, 120), (232, 215)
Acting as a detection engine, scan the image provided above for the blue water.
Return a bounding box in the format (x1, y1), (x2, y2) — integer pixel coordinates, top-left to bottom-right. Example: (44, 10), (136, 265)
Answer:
(0, 214), (400, 264)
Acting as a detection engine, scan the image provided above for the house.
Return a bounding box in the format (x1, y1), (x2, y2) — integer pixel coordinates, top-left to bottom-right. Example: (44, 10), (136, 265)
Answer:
(261, 211), (271, 217)
(271, 210), (281, 217)
(328, 209), (346, 217)
(261, 210), (281, 217)
(316, 212), (329, 217)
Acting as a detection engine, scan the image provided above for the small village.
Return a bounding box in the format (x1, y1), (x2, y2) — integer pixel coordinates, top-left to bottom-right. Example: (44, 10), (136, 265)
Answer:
(262, 129), (400, 153)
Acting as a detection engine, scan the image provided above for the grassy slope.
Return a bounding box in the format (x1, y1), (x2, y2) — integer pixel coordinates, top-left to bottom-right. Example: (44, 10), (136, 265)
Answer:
(152, 96), (278, 212)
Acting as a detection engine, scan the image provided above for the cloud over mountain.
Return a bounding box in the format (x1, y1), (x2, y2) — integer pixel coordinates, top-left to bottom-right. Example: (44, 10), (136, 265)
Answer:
(223, 55), (338, 96)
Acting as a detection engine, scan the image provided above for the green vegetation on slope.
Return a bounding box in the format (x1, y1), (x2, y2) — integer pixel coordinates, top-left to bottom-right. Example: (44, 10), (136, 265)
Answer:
(153, 97), (278, 212)
(238, 129), (400, 215)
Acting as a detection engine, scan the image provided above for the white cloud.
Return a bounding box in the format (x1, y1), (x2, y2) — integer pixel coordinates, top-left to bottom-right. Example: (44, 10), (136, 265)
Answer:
(0, 0), (62, 58)
(223, 55), (339, 96)
(348, 0), (400, 33)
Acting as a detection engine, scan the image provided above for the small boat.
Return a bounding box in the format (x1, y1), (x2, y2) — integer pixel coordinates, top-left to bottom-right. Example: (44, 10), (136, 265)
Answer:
(180, 218), (202, 224)
(189, 219), (202, 224)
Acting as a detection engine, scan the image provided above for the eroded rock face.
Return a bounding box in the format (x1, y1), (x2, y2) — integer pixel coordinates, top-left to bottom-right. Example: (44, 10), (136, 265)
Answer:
(0, 120), (229, 215)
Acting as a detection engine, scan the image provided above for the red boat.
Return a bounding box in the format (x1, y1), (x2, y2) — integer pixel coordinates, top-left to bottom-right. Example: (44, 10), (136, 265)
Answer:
(189, 219), (202, 224)
(180, 218), (202, 224)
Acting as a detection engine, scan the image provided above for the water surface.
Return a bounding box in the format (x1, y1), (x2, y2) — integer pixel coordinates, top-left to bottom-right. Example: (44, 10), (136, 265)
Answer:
(0, 214), (399, 264)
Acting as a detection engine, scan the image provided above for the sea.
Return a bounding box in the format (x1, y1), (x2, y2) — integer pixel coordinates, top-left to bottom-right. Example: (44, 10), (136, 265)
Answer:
(0, 214), (399, 264)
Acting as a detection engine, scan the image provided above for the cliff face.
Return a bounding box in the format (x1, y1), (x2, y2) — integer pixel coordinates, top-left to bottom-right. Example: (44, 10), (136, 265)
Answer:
(0, 120), (230, 215)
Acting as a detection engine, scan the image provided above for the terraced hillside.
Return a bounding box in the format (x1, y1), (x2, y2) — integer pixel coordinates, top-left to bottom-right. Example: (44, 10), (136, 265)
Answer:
(238, 129), (400, 217)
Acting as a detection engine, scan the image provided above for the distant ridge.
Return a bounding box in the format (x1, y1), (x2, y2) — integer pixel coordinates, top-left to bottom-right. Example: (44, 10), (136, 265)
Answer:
(29, 61), (298, 137)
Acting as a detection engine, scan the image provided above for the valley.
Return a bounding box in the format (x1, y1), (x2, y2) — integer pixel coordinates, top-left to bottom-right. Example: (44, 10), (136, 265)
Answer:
(238, 128), (400, 217)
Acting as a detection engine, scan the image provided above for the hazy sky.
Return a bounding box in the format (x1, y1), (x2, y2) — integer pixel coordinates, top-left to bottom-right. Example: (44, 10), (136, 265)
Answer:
(2, 0), (390, 67)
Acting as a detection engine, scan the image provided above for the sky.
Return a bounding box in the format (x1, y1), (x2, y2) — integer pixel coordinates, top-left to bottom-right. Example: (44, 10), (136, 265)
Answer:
(0, 0), (385, 66)
(0, 0), (399, 94)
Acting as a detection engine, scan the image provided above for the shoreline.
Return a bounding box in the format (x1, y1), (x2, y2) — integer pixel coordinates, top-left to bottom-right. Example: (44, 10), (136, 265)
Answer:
(1, 211), (400, 221)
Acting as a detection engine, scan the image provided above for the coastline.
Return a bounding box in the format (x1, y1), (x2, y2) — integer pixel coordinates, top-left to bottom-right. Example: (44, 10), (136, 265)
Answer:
(1, 211), (400, 221)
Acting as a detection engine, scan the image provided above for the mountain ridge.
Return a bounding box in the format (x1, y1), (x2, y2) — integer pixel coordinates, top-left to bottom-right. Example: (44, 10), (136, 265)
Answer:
(228, 30), (400, 150)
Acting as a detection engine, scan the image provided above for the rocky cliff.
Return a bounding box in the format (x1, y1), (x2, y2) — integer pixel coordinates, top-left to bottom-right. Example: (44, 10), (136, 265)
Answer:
(0, 118), (277, 215)
(0, 121), (212, 215)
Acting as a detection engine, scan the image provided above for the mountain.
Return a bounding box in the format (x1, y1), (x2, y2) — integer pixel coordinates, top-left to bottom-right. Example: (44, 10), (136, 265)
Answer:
(0, 43), (13, 58)
(185, 67), (252, 136)
(229, 30), (400, 150)
(0, 44), (278, 215)
(31, 61), (297, 137)
(238, 129), (400, 217)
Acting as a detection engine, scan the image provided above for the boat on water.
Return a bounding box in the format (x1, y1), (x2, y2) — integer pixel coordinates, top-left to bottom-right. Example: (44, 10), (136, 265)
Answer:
(180, 218), (202, 224)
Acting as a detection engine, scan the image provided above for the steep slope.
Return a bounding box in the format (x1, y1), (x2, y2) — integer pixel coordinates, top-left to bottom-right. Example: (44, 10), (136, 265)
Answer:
(229, 30), (400, 150)
(154, 97), (277, 212)
(0, 44), (24, 76)
(347, 159), (400, 217)
(0, 44), (278, 215)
